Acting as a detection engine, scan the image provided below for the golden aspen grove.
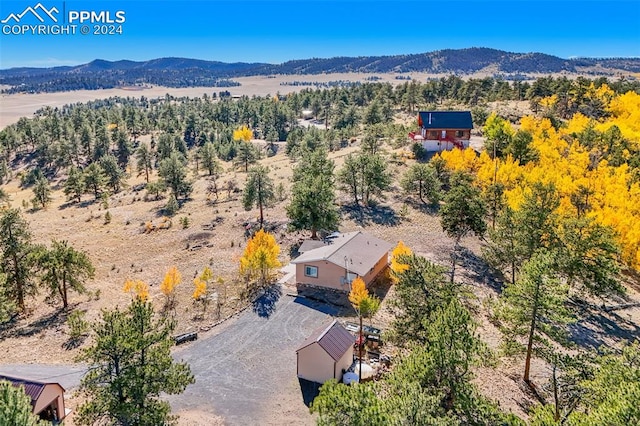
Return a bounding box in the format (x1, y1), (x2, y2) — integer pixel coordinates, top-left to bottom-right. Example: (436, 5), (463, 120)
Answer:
(438, 89), (640, 270)
(239, 229), (282, 288)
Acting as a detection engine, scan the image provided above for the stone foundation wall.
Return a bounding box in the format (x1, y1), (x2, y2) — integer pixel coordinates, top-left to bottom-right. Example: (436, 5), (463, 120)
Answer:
(296, 283), (351, 307)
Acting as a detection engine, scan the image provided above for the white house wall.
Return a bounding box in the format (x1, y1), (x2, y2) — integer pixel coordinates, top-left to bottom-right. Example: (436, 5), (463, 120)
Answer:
(422, 139), (470, 152)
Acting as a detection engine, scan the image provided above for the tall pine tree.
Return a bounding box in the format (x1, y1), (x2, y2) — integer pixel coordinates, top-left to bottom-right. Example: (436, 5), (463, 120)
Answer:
(0, 209), (37, 313)
(286, 149), (339, 239)
(77, 297), (194, 426)
(243, 165), (275, 228)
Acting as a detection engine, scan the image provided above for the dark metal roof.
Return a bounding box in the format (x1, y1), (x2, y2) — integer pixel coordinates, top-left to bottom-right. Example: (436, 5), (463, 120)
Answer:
(418, 111), (473, 129)
(0, 375), (49, 404)
(297, 319), (355, 361)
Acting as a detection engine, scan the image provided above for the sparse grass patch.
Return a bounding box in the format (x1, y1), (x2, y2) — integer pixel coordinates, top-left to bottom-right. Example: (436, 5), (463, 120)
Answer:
(180, 216), (190, 229)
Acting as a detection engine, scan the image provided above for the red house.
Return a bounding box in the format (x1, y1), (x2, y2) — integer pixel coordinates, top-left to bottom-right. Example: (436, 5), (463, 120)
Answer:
(409, 111), (473, 152)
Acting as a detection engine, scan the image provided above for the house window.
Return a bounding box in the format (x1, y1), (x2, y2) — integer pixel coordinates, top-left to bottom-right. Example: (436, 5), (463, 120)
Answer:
(304, 265), (318, 278)
(455, 130), (464, 138)
(429, 130), (438, 139)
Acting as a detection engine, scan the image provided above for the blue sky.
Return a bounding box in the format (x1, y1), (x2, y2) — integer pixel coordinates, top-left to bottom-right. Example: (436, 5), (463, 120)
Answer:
(0, 0), (639, 69)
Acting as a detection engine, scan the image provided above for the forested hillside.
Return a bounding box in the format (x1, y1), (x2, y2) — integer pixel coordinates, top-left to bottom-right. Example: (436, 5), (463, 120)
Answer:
(2, 47), (640, 94)
(0, 72), (639, 425)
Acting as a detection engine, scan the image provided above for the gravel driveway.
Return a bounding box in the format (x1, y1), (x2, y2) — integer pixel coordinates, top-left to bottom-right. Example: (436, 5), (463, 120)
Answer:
(168, 285), (336, 425)
(0, 285), (338, 425)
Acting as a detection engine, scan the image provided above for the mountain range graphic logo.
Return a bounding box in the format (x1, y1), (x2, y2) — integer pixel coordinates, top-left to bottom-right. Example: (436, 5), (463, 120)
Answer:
(1, 3), (59, 24)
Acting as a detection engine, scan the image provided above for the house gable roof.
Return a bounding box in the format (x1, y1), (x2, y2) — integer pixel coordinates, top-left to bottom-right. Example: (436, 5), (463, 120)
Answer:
(0, 375), (65, 406)
(297, 319), (355, 361)
(418, 111), (473, 129)
(291, 231), (393, 276)
(298, 239), (327, 253)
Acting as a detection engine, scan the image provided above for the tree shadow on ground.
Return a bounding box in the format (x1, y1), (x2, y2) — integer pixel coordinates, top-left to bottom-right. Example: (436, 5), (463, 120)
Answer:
(58, 198), (98, 211)
(404, 198), (440, 216)
(289, 240), (302, 260)
(298, 378), (322, 407)
(62, 334), (88, 350)
(292, 296), (339, 316)
(340, 204), (399, 227)
(252, 284), (282, 318)
(457, 246), (505, 294)
(0, 305), (74, 339)
(567, 302), (640, 350)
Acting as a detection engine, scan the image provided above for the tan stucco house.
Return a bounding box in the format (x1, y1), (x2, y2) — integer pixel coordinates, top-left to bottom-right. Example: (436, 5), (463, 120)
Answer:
(1, 375), (67, 422)
(297, 319), (355, 384)
(291, 231), (393, 292)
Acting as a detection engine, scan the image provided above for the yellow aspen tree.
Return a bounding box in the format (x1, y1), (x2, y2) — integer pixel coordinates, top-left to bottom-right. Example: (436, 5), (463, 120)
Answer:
(606, 91), (640, 144)
(192, 278), (206, 300)
(192, 277), (207, 318)
(438, 147), (482, 174)
(199, 266), (213, 283)
(233, 126), (259, 172)
(239, 229), (281, 289)
(540, 94), (558, 108)
(348, 276), (380, 380)
(390, 241), (412, 281)
(233, 125), (253, 142)
(160, 266), (181, 309)
(564, 112), (592, 135)
(348, 277), (368, 307)
(123, 279), (149, 301)
(476, 154), (524, 195)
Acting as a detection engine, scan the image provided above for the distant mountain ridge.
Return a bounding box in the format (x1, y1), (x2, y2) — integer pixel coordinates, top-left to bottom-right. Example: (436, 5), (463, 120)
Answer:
(2, 48), (639, 93)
